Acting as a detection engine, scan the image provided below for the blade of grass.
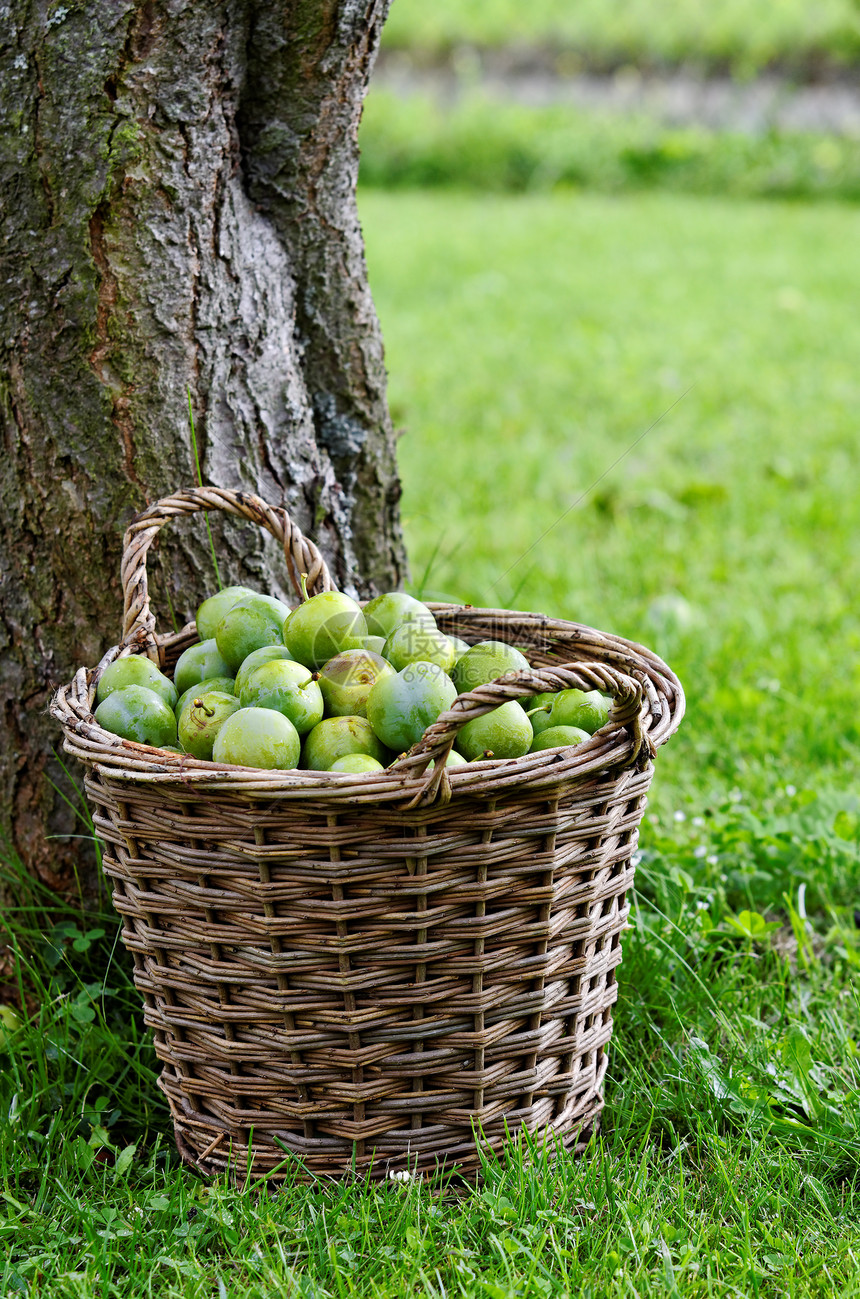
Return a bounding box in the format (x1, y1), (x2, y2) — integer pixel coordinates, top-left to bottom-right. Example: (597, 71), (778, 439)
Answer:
(162, 580), (180, 634)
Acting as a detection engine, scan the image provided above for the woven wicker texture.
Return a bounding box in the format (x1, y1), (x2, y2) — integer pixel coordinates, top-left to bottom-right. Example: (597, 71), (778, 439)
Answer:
(51, 488), (684, 1182)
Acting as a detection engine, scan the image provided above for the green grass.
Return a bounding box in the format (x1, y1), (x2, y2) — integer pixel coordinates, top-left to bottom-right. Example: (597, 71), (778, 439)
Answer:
(359, 91), (860, 202)
(360, 190), (860, 812)
(4, 190), (860, 1293)
(381, 0), (860, 74)
(3, 826), (860, 1296)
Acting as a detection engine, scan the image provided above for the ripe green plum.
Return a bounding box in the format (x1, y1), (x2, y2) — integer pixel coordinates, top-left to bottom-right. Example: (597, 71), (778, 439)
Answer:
(361, 635), (387, 655)
(256, 593), (293, 623)
(175, 676), (235, 720)
(531, 689), (611, 737)
(173, 639), (233, 695)
(240, 659), (324, 735)
(302, 715), (390, 770)
(454, 700), (532, 762)
(318, 649), (394, 717)
(525, 691), (557, 715)
(0, 1004), (23, 1050)
(526, 695), (557, 734)
(96, 657), (178, 710)
(328, 753), (385, 774)
(215, 595), (288, 672)
(382, 622), (456, 673)
(95, 684), (178, 748)
(234, 645), (296, 698)
(427, 749), (468, 771)
(284, 591), (367, 670)
(366, 661), (457, 753)
(212, 707), (301, 769)
(362, 591), (436, 640)
(196, 586), (256, 640)
(451, 641), (530, 693)
(529, 725), (591, 752)
(178, 690), (242, 760)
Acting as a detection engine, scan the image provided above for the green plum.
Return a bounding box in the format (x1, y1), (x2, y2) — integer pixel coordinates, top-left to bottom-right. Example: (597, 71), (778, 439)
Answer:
(317, 649), (394, 717)
(284, 591), (367, 670)
(530, 689), (611, 737)
(382, 622), (456, 673)
(427, 749), (468, 771)
(302, 716), (390, 770)
(455, 701), (533, 762)
(240, 659), (324, 735)
(0, 1004), (23, 1050)
(234, 644), (297, 698)
(362, 591), (436, 640)
(451, 641), (531, 693)
(361, 635), (388, 655)
(196, 586), (256, 640)
(96, 656), (178, 710)
(449, 636), (471, 658)
(95, 685), (178, 748)
(173, 639), (233, 695)
(256, 593), (293, 623)
(553, 689), (611, 735)
(525, 693), (557, 734)
(529, 725), (591, 753)
(366, 661), (457, 753)
(212, 707), (301, 769)
(215, 595), (288, 672)
(328, 753), (385, 775)
(525, 691), (557, 714)
(178, 690), (242, 760)
(175, 676), (236, 720)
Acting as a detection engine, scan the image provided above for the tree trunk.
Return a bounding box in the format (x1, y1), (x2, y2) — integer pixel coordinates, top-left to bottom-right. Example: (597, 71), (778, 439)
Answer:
(0, 0), (405, 891)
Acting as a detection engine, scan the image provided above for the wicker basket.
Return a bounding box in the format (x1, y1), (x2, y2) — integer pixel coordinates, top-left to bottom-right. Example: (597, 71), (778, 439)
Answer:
(51, 487), (684, 1182)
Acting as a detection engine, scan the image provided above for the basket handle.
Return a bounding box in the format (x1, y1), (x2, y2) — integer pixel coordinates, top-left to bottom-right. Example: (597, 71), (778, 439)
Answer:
(393, 660), (647, 804)
(120, 486), (333, 649)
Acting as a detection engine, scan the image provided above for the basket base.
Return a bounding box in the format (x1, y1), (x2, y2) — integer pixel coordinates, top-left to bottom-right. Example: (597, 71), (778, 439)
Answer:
(170, 1098), (603, 1185)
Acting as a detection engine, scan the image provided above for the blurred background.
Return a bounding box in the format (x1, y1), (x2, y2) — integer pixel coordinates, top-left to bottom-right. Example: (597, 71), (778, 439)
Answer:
(357, 0), (860, 818)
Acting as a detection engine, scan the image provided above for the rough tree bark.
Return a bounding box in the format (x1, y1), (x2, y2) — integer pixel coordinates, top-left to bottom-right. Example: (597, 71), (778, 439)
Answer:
(0, 0), (406, 890)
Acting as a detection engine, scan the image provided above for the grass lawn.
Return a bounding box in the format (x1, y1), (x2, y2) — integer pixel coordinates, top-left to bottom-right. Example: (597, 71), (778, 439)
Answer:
(2, 190), (860, 1295)
(362, 189), (860, 812)
(381, 0), (860, 73)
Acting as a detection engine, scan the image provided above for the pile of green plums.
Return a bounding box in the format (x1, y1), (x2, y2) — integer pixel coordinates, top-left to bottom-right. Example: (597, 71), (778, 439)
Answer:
(93, 584), (613, 773)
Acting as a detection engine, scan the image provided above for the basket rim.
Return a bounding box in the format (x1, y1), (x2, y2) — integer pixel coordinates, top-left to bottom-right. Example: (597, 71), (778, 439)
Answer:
(50, 603), (684, 805)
